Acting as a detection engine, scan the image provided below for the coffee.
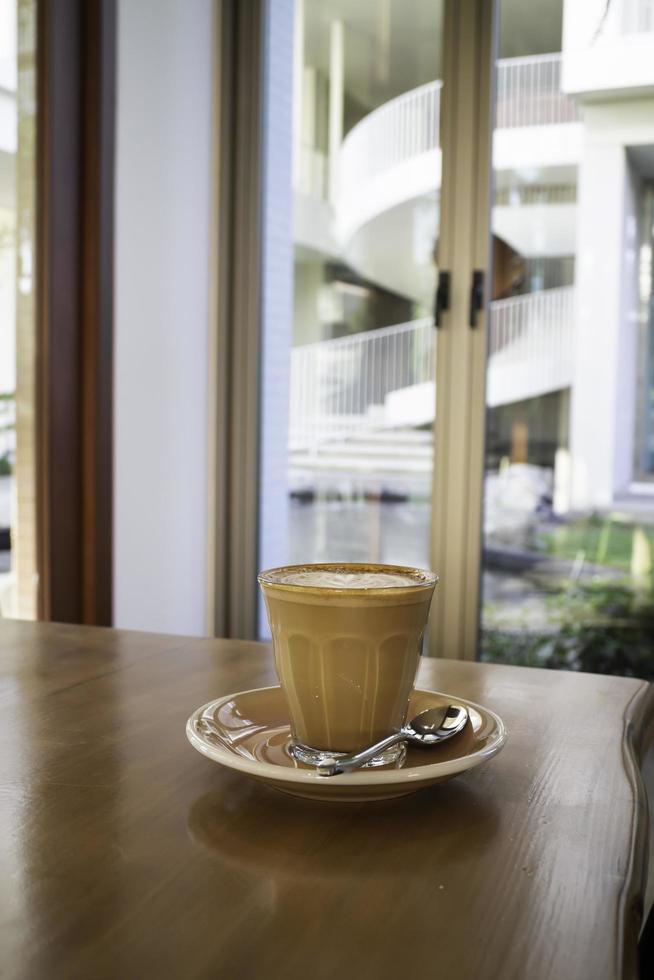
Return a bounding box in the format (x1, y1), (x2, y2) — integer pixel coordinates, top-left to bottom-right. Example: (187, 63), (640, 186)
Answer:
(258, 564), (438, 764)
(266, 568), (421, 589)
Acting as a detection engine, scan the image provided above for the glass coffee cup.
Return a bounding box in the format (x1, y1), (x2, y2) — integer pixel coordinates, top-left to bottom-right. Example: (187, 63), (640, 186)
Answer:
(258, 563), (438, 768)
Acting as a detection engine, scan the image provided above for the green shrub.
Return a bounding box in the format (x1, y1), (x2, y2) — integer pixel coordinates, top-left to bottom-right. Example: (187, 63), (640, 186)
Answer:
(481, 581), (654, 680)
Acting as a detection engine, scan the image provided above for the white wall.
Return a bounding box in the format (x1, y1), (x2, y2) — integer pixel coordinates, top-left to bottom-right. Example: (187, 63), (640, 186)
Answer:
(569, 102), (644, 508)
(493, 124), (582, 172)
(114, 0), (213, 635)
(563, 0), (654, 98)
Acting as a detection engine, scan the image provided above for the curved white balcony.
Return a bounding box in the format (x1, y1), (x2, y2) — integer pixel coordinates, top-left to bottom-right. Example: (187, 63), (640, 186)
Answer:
(335, 80), (442, 244)
(334, 81), (440, 259)
(318, 55), (582, 301)
(289, 317), (436, 454)
(495, 55), (580, 129)
(486, 286), (575, 408)
(290, 286), (575, 459)
(335, 54), (580, 237)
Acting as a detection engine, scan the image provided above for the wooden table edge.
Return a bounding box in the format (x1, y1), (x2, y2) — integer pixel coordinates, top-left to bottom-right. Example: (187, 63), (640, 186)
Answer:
(620, 680), (654, 979)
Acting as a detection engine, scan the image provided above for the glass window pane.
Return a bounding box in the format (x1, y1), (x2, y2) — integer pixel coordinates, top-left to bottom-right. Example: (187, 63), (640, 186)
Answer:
(481, 0), (654, 678)
(0, 0), (37, 619)
(259, 0), (444, 636)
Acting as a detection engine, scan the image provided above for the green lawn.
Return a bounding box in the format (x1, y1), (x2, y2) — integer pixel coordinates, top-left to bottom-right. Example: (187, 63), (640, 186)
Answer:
(540, 516), (653, 572)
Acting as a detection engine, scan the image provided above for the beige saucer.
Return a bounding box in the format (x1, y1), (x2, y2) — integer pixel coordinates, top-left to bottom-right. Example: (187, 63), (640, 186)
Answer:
(186, 686), (507, 802)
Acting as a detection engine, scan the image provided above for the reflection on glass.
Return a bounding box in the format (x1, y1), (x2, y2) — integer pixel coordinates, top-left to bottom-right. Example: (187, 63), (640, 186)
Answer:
(0, 0), (37, 618)
(288, 0), (445, 578)
(260, 0), (444, 639)
(481, 0), (654, 679)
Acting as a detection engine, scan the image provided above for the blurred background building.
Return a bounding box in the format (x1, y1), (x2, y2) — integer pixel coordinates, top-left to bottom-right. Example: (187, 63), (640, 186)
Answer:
(281, 0), (653, 544)
(261, 0), (654, 650)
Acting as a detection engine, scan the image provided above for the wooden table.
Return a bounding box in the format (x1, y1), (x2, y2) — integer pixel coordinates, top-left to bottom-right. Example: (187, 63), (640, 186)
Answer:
(1, 619), (653, 980)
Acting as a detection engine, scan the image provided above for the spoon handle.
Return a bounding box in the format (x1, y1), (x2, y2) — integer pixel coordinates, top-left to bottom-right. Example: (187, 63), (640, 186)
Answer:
(317, 730), (406, 777)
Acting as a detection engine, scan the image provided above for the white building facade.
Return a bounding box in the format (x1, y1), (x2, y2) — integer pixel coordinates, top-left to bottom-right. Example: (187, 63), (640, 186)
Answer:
(286, 0), (654, 518)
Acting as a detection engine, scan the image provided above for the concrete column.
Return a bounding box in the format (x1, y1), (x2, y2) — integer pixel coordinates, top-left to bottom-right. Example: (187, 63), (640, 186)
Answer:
(292, 0), (303, 188)
(569, 109), (639, 509)
(299, 66), (316, 193)
(293, 260), (324, 345)
(328, 19), (344, 204)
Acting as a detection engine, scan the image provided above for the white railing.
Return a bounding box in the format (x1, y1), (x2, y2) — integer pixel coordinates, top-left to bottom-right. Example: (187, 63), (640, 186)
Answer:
(488, 286), (574, 355)
(486, 286), (575, 407)
(290, 287), (576, 452)
(337, 81), (441, 200)
(495, 54), (580, 128)
(336, 54), (579, 221)
(289, 318), (435, 452)
(494, 183), (577, 206)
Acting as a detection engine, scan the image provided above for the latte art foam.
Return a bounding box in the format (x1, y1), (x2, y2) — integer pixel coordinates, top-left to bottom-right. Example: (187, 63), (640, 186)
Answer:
(270, 569), (425, 589)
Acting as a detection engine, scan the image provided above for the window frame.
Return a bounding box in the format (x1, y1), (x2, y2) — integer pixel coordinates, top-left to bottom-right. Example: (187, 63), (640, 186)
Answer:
(212, 0), (496, 655)
(36, 0), (116, 624)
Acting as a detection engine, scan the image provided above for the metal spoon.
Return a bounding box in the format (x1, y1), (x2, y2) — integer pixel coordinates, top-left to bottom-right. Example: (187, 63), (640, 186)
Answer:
(316, 704), (468, 777)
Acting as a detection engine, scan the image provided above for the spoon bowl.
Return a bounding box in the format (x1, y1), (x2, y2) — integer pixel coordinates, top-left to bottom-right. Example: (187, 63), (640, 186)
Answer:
(408, 705), (469, 745)
(317, 703), (468, 776)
